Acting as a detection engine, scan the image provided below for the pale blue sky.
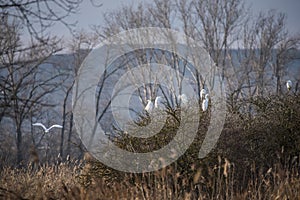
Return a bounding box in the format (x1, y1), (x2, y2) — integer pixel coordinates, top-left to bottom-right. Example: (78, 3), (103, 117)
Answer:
(53, 0), (300, 39)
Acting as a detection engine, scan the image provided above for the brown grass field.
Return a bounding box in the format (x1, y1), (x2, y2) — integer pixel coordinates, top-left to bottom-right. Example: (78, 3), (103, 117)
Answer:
(0, 156), (299, 199)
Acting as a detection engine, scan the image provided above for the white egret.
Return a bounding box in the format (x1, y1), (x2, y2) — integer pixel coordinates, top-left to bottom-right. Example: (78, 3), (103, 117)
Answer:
(286, 80), (292, 91)
(200, 89), (207, 100)
(178, 94), (188, 106)
(144, 100), (153, 113)
(32, 123), (63, 133)
(154, 96), (164, 109)
(202, 94), (209, 112)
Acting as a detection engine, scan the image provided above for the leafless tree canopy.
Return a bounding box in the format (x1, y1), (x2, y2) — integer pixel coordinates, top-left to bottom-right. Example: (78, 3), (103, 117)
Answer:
(96, 0), (299, 105)
(0, 0), (83, 41)
(0, 0), (94, 165)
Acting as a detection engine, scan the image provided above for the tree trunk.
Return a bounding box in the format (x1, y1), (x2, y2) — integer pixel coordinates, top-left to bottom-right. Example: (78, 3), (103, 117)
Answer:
(66, 112), (73, 157)
(276, 74), (281, 95)
(16, 124), (23, 165)
(60, 81), (74, 159)
(60, 122), (65, 159)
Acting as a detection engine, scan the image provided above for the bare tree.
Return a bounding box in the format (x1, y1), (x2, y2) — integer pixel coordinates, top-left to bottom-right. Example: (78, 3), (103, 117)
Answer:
(272, 36), (300, 95)
(189, 0), (246, 81)
(251, 11), (286, 96)
(0, 16), (69, 164)
(0, 0), (105, 166)
(147, 0), (174, 29)
(0, 0), (82, 41)
(234, 10), (299, 98)
(59, 31), (101, 159)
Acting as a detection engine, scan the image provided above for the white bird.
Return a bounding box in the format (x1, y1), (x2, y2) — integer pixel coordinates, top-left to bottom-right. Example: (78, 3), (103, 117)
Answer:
(200, 88), (207, 100)
(154, 96), (164, 109)
(32, 123), (63, 133)
(286, 80), (292, 91)
(178, 94), (188, 106)
(144, 100), (154, 113)
(202, 94), (209, 112)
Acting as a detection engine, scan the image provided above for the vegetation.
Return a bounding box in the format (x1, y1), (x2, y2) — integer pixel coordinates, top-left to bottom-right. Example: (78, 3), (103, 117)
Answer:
(1, 0), (300, 199)
(1, 94), (300, 199)
(0, 155), (299, 199)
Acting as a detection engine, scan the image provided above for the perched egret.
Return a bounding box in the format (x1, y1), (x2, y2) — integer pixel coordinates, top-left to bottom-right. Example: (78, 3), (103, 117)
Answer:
(200, 89), (207, 100)
(286, 80), (292, 91)
(154, 96), (164, 109)
(145, 100), (153, 113)
(32, 123), (63, 133)
(202, 94), (209, 112)
(178, 94), (188, 106)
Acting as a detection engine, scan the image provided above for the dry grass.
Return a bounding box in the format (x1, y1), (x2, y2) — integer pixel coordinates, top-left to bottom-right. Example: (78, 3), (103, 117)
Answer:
(0, 157), (299, 200)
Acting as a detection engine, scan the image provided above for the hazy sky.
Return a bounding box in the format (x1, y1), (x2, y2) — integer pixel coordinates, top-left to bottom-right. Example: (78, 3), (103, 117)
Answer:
(53, 0), (300, 39)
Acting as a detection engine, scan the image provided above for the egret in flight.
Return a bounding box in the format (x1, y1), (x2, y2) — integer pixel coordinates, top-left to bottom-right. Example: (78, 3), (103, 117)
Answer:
(202, 94), (209, 112)
(144, 100), (154, 113)
(32, 123), (63, 133)
(200, 89), (207, 100)
(286, 80), (292, 91)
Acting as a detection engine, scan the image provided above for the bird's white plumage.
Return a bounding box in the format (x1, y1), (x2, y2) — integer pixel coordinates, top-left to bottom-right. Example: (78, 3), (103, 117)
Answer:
(144, 100), (153, 113)
(178, 94), (188, 106)
(286, 80), (292, 90)
(154, 96), (164, 109)
(202, 94), (209, 112)
(49, 124), (63, 129)
(33, 123), (63, 133)
(200, 89), (206, 100)
(32, 123), (47, 130)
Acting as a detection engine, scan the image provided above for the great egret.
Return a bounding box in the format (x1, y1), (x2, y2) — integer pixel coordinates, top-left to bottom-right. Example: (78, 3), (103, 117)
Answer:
(32, 123), (63, 133)
(202, 94), (209, 112)
(154, 96), (164, 109)
(286, 80), (292, 91)
(178, 94), (188, 106)
(200, 89), (206, 100)
(145, 100), (153, 113)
